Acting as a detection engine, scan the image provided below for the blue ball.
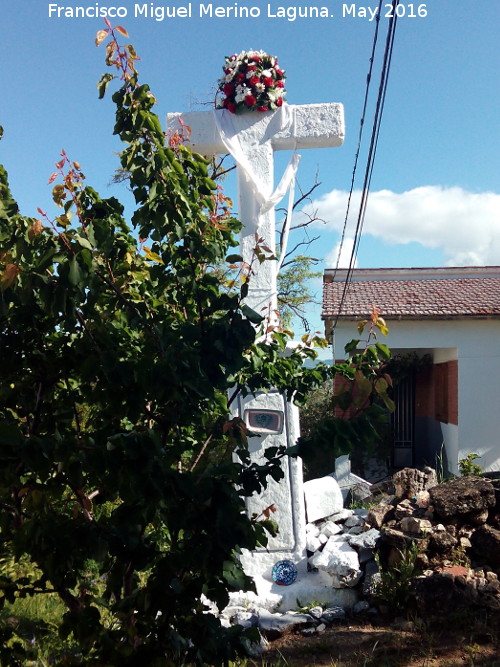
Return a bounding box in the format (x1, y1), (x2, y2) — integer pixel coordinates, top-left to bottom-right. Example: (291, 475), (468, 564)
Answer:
(272, 559), (298, 586)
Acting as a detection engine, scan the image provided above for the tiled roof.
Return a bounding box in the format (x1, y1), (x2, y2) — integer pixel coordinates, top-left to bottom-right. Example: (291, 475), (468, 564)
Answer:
(322, 267), (500, 320)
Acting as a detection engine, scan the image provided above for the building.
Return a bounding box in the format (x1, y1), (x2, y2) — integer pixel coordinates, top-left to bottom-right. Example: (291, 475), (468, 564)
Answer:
(321, 266), (500, 475)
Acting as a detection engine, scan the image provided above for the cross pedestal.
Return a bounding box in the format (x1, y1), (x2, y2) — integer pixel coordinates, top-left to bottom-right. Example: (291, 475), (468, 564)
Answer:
(166, 103), (345, 608)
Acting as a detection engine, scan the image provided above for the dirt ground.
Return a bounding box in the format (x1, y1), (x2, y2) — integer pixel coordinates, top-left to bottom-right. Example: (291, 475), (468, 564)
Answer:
(252, 610), (500, 666)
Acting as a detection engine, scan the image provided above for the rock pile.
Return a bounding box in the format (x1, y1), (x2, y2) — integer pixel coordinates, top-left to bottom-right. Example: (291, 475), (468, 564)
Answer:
(219, 468), (500, 649)
(368, 468), (500, 614)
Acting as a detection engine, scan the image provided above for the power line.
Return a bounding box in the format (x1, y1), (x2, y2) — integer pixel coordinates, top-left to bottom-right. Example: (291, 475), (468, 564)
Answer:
(332, 0), (401, 332)
(332, 0), (384, 281)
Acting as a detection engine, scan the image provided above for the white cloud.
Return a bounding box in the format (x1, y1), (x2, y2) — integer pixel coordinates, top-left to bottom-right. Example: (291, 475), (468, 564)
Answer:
(303, 186), (500, 266)
(324, 237), (357, 269)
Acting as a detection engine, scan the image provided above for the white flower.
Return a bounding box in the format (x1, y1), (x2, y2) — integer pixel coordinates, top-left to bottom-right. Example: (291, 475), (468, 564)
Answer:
(255, 82), (265, 93)
(236, 84), (248, 95)
(261, 69), (272, 78)
(235, 92), (246, 103)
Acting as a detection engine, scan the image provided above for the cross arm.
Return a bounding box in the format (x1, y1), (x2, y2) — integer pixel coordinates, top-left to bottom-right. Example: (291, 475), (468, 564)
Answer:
(167, 103), (345, 155)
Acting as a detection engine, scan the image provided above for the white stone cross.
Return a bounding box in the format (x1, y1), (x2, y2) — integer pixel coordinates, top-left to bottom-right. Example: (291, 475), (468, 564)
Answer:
(167, 104), (344, 315)
(166, 101), (345, 608)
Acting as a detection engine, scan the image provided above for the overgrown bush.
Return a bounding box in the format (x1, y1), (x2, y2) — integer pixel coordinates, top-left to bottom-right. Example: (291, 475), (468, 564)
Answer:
(0, 24), (330, 665)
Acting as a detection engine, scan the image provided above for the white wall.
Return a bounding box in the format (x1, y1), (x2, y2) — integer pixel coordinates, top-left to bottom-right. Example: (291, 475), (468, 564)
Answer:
(332, 319), (500, 473)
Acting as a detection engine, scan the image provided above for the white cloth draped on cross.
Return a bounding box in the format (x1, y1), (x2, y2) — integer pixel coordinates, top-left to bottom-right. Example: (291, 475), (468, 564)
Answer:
(213, 105), (300, 269)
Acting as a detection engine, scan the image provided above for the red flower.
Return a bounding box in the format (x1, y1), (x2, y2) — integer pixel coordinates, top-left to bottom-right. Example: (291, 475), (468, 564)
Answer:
(227, 102), (237, 113)
(276, 97), (283, 107)
(275, 68), (284, 79)
(248, 76), (260, 87)
(251, 56), (262, 64)
(275, 80), (284, 88)
(263, 77), (273, 88)
(257, 106), (268, 112)
(245, 95), (257, 107)
(246, 64), (257, 72)
(236, 73), (245, 83)
(223, 83), (234, 96)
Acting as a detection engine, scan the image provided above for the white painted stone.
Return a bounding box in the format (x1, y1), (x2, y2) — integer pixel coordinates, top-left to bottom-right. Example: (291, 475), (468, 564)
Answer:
(321, 521), (343, 538)
(306, 523), (320, 536)
(308, 606), (324, 619)
(309, 538), (362, 588)
(306, 534), (322, 553)
(328, 508), (354, 523)
(304, 475), (343, 523)
(245, 570), (358, 612)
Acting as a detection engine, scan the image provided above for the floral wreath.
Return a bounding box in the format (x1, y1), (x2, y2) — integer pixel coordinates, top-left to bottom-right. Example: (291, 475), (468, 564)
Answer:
(216, 50), (286, 114)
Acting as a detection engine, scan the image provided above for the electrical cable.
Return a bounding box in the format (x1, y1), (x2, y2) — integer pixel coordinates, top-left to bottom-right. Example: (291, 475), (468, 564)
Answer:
(332, 0), (401, 332)
(332, 0), (384, 282)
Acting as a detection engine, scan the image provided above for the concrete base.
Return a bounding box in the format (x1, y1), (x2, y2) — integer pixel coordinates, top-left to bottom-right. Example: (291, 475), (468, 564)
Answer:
(230, 567), (359, 613)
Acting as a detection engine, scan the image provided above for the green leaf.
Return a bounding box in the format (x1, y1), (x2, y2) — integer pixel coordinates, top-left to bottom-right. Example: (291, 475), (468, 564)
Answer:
(97, 73), (114, 99)
(68, 256), (84, 286)
(375, 342), (391, 361)
(241, 303), (263, 324)
(226, 254), (243, 263)
(344, 339), (360, 354)
(75, 235), (93, 251)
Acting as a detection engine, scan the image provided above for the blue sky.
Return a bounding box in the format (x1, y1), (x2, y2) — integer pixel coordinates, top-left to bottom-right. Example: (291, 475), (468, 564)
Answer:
(1, 1), (499, 336)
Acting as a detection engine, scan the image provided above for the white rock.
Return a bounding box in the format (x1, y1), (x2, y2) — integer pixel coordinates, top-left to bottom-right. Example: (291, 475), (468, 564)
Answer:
(309, 538), (362, 588)
(347, 526), (364, 535)
(328, 508), (354, 523)
(306, 523), (320, 536)
(321, 521), (343, 538)
(306, 534), (322, 553)
(308, 605), (323, 619)
(318, 533), (329, 545)
(303, 475), (343, 523)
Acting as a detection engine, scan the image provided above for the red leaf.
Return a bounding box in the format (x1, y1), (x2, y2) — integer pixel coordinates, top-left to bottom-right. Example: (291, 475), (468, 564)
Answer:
(48, 172), (58, 185)
(115, 25), (129, 37)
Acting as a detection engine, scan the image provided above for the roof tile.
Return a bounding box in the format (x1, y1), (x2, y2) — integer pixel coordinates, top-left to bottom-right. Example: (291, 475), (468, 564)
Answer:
(322, 275), (500, 320)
